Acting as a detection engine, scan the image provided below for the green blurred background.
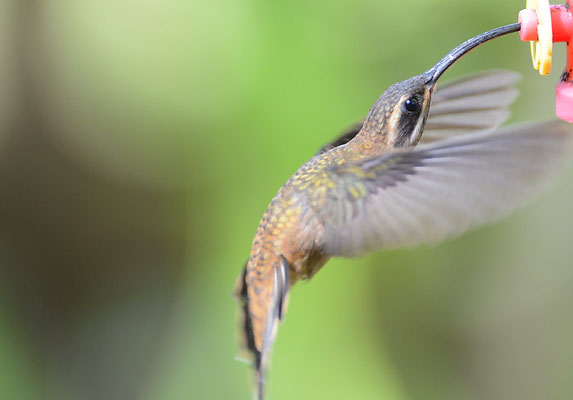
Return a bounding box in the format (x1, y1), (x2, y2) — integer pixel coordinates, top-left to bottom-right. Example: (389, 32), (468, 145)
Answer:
(1, 1), (573, 399)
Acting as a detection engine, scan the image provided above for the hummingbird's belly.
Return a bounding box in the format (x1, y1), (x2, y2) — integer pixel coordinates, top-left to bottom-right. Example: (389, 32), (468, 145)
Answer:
(251, 198), (327, 280)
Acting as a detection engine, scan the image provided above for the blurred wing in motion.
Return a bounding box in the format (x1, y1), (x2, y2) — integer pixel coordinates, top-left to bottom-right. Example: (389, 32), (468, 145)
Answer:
(317, 70), (521, 154)
(422, 70), (521, 142)
(308, 121), (572, 258)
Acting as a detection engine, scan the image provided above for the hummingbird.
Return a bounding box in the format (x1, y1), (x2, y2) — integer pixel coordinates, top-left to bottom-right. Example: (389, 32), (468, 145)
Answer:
(235, 23), (572, 400)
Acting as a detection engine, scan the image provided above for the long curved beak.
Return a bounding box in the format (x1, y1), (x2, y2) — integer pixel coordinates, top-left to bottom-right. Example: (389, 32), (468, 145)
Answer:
(425, 23), (521, 88)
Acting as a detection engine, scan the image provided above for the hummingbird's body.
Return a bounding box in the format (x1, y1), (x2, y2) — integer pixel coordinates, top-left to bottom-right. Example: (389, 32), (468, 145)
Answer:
(236, 23), (573, 400)
(243, 124), (400, 355)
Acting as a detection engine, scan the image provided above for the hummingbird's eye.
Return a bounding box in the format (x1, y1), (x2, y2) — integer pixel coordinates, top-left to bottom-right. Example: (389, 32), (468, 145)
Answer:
(403, 97), (420, 113)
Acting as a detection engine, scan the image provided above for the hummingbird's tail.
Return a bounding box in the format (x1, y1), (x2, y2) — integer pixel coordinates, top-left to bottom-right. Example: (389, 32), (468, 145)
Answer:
(234, 264), (264, 399)
(235, 263), (262, 364)
(234, 257), (291, 400)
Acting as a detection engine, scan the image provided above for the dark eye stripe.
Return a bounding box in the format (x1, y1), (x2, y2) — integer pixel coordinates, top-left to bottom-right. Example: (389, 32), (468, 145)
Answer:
(397, 112), (419, 143)
(396, 95), (423, 144)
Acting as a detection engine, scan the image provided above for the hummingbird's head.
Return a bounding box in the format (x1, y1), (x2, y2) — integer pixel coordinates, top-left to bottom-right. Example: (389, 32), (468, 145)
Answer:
(357, 23), (520, 151)
(361, 75), (434, 149)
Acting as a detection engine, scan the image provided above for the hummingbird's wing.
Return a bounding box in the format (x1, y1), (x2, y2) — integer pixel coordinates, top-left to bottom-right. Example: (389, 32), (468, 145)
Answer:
(316, 70), (520, 154)
(308, 121), (571, 258)
(422, 70), (521, 143)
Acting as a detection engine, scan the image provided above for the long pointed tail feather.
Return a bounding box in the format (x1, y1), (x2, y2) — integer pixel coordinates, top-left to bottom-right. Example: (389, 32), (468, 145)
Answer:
(234, 264), (262, 369)
(234, 257), (291, 400)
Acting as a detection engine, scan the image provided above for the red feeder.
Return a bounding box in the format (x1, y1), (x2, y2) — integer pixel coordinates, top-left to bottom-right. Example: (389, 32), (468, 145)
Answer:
(519, 0), (573, 122)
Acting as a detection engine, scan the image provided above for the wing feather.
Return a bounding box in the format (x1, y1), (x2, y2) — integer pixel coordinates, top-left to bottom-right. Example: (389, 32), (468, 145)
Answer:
(309, 121), (572, 257)
(422, 70), (521, 142)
